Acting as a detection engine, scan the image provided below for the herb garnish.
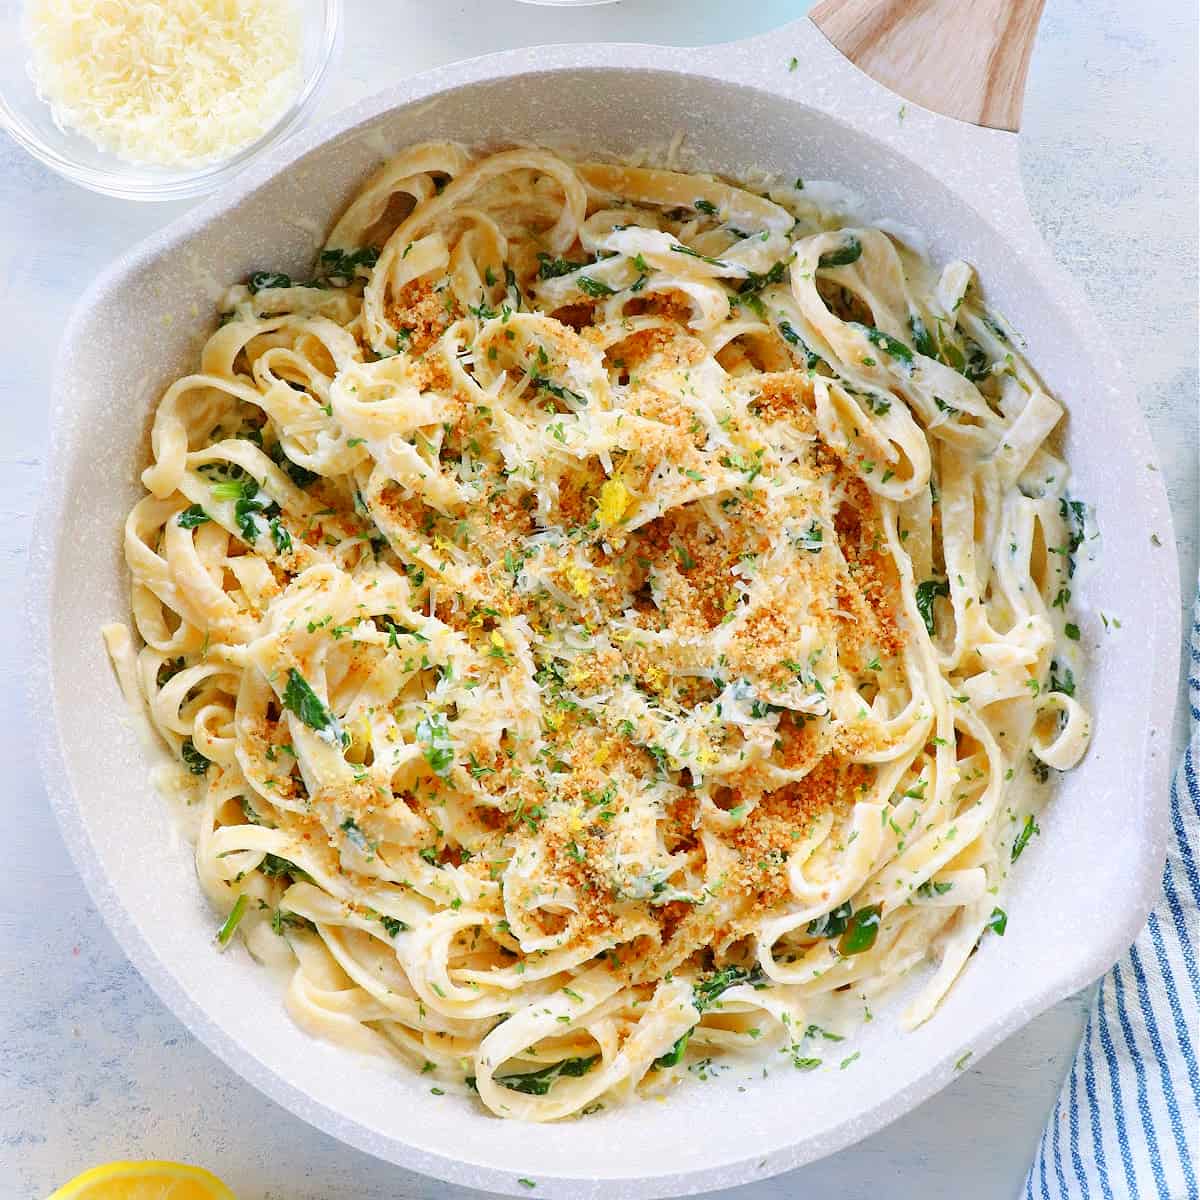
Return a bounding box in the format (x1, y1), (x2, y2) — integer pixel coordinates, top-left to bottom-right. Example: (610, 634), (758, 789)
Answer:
(216, 894), (248, 946)
(177, 505), (211, 528)
(416, 712), (454, 778)
(180, 738), (208, 775)
(497, 1055), (598, 1095)
(577, 276), (615, 298)
(837, 905), (882, 956)
(1011, 814), (1040, 862)
(852, 323), (913, 365)
(908, 314), (936, 357)
(670, 243), (728, 268)
(247, 271), (292, 293)
(281, 669), (341, 742)
(536, 253), (589, 280)
(319, 246), (380, 284)
(779, 320), (822, 368)
(258, 853), (312, 882)
(817, 236), (862, 269)
(915, 578), (950, 636)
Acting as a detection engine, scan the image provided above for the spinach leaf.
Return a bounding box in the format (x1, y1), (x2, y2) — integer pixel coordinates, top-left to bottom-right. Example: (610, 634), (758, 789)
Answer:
(817, 235), (862, 269)
(577, 276), (615, 298)
(915, 578), (950, 637)
(654, 1031), (692, 1069)
(257, 853), (312, 883)
(670, 243), (728, 268)
(1049, 661), (1076, 697)
(806, 900), (853, 938)
(836, 904), (882, 956)
(1058, 498), (1087, 577)
(531, 374), (585, 407)
(268, 441), (318, 488)
(536, 253), (589, 280)
(497, 1055), (598, 1096)
(319, 246), (380, 284)
(915, 879), (954, 899)
(963, 337), (991, 381)
(269, 515), (292, 555)
(779, 320), (822, 369)
(211, 478), (274, 544)
(852, 322), (913, 365)
(738, 260), (788, 296)
(181, 737), (208, 775)
(281, 669), (340, 741)
(908, 314), (936, 357)
(247, 271), (293, 294)
(694, 964), (766, 1010)
(177, 505), (211, 528)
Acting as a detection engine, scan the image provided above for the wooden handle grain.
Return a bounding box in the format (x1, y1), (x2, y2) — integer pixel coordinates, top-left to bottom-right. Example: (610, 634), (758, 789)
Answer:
(809, 0), (1045, 132)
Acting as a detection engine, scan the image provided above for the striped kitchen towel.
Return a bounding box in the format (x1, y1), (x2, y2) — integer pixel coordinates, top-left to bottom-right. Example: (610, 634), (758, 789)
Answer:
(1026, 589), (1200, 1199)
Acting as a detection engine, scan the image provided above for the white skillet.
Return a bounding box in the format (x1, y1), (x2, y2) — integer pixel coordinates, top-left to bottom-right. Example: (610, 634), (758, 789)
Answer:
(31, 2), (1179, 1196)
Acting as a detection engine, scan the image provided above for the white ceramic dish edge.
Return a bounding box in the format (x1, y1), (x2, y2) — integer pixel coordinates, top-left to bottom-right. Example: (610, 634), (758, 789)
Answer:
(30, 19), (1180, 1199)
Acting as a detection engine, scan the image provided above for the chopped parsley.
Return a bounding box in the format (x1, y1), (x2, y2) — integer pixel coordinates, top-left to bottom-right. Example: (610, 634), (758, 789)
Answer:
(416, 712), (454, 778)
(1011, 814), (1040, 862)
(216, 894), (248, 946)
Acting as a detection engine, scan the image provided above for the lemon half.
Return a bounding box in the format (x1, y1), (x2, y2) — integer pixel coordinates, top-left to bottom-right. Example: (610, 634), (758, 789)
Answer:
(48, 1161), (235, 1200)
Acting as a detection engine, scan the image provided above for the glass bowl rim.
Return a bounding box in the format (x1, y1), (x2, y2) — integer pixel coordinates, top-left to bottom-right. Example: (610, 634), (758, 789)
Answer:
(0, 0), (343, 201)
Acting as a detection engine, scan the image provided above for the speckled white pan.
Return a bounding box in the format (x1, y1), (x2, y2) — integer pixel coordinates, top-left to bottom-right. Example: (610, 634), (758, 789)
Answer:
(30, 17), (1179, 1199)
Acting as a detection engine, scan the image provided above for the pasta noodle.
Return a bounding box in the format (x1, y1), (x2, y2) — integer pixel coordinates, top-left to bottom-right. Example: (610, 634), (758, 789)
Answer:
(104, 143), (1092, 1120)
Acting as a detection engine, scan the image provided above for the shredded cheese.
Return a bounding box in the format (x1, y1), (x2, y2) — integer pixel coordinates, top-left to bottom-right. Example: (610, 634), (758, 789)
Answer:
(25, 0), (303, 167)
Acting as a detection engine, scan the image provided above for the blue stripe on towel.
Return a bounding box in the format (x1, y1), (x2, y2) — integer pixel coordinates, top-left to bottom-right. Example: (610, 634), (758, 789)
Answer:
(1026, 590), (1200, 1200)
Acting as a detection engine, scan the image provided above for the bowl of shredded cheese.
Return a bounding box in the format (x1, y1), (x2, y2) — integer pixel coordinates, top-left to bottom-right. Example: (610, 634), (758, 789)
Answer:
(1, 0), (340, 199)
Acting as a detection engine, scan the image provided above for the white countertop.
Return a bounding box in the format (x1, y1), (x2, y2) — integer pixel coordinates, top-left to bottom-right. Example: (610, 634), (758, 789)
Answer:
(1, 1), (1195, 1197)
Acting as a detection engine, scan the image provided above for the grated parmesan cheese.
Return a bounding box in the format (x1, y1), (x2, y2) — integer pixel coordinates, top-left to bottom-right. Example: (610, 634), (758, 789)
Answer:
(24, 0), (303, 167)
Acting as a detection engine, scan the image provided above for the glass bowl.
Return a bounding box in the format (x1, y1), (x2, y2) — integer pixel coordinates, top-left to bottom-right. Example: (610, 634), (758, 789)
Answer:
(0, 0), (341, 201)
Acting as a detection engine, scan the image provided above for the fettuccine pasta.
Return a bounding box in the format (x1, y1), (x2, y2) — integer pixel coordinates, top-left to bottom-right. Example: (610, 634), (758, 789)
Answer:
(104, 143), (1092, 1120)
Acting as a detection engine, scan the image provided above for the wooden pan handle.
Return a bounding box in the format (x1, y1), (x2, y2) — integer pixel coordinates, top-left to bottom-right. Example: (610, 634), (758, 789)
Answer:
(809, 0), (1045, 132)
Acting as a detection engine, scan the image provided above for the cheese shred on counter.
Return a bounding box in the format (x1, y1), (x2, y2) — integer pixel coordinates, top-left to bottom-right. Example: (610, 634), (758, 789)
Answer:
(103, 144), (1093, 1121)
(25, 0), (302, 166)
